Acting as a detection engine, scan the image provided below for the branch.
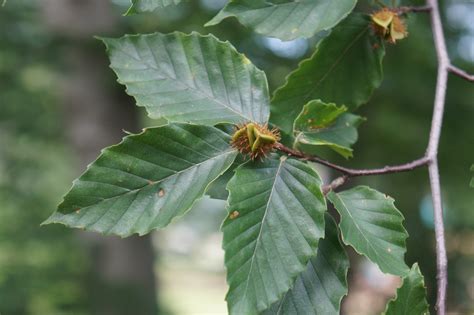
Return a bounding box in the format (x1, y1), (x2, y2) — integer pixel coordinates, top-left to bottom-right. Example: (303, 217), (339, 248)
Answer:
(275, 143), (430, 178)
(426, 0), (450, 313)
(448, 65), (474, 82)
(397, 5), (432, 14)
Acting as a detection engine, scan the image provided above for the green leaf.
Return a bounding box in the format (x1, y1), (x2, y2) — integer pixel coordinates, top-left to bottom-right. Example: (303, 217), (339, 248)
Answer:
(103, 32), (270, 125)
(263, 215), (349, 315)
(384, 264), (430, 315)
(470, 165), (473, 188)
(270, 14), (385, 135)
(223, 155), (327, 314)
(327, 186), (409, 276)
(126, 0), (184, 15)
(44, 124), (238, 237)
(206, 0), (357, 41)
(294, 101), (364, 158)
(206, 167), (235, 200)
(293, 100), (348, 132)
(206, 155), (246, 200)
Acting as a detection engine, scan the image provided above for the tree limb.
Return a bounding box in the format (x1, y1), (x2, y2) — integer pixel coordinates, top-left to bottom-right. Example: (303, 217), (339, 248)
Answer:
(425, 0), (450, 313)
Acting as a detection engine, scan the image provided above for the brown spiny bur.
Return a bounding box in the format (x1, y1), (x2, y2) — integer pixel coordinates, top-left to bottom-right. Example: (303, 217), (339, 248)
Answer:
(371, 8), (408, 44)
(231, 122), (280, 160)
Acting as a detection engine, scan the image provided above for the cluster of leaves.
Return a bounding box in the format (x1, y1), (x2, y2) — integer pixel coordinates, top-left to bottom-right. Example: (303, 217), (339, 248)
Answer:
(46, 1), (432, 314)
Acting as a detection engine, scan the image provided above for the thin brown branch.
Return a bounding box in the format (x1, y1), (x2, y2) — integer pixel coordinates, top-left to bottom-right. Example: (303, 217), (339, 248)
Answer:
(275, 143), (430, 178)
(396, 5), (432, 14)
(448, 65), (474, 82)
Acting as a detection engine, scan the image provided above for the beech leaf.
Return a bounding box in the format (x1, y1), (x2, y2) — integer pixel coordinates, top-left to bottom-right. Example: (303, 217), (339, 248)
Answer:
(263, 215), (349, 315)
(223, 155), (327, 314)
(383, 264), (430, 315)
(206, 0), (357, 41)
(44, 124), (238, 237)
(327, 186), (409, 276)
(293, 100), (364, 158)
(103, 32), (270, 125)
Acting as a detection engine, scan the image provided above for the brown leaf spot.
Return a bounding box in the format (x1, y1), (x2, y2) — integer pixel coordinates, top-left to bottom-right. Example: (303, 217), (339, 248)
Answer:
(158, 189), (165, 197)
(75, 209), (81, 214)
(229, 211), (240, 220)
(310, 124), (323, 130)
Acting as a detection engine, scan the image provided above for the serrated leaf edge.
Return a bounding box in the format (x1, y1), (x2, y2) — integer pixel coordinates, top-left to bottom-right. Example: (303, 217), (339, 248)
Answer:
(100, 31), (271, 125)
(43, 124), (239, 238)
(327, 186), (410, 276)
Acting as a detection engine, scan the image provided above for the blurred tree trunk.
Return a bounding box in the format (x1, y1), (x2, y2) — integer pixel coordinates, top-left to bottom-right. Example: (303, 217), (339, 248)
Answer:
(40, 1), (159, 314)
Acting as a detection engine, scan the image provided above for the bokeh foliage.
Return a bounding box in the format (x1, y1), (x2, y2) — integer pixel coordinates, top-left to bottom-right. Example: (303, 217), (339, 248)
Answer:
(0, 2), (92, 314)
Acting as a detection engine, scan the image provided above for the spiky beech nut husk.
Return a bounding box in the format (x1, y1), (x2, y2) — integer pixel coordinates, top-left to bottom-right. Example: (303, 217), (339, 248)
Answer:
(389, 15), (408, 43)
(372, 8), (395, 34)
(371, 8), (408, 44)
(231, 122), (280, 160)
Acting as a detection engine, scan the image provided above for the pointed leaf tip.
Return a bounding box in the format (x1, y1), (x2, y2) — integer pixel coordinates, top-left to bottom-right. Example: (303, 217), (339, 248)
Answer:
(384, 263), (430, 315)
(45, 124), (238, 237)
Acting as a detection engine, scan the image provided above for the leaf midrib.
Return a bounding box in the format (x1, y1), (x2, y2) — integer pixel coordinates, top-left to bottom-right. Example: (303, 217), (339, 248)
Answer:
(239, 157), (286, 313)
(273, 23), (369, 106)
(332, 193), (387, 269)
(117, 36), (258, 123)
(299, 25), (369, 104)
(63, 149), (237, 213)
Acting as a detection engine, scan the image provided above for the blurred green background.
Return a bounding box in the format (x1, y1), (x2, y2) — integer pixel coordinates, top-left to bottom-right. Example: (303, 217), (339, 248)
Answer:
(0, 0), (472, 314)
